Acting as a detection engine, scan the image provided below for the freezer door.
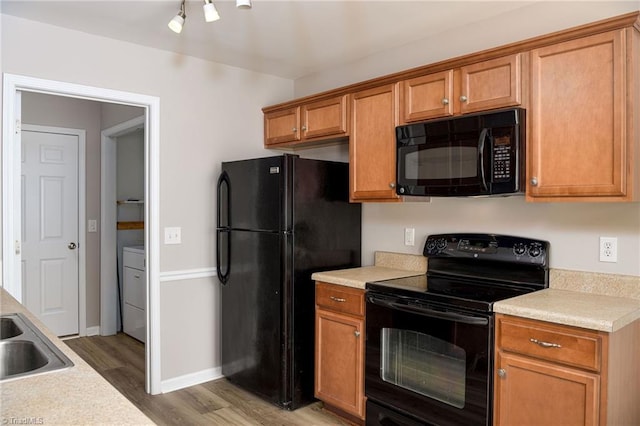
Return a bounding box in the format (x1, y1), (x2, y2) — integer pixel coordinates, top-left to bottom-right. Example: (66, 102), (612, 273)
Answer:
(220, 156), (286, 232)
(220, 229), (287, 406)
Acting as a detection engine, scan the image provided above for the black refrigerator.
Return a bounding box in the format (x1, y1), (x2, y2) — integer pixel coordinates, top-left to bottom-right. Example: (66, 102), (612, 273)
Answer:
(216, 154), (361, 410)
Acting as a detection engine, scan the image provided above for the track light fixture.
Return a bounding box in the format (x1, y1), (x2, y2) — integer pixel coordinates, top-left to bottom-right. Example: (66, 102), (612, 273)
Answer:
(168, 0), (186, 34)
(169, 0), (251, 34)
(236, 0), (252, 9)
(203, 0), (220, 22)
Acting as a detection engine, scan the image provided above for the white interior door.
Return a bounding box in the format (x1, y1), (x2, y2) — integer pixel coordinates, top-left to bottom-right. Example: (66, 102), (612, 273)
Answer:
(22, 128), (79, 336)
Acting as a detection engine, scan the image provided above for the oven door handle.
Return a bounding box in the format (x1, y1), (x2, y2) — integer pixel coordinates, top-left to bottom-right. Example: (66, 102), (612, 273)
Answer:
(368, 295), (489, 326)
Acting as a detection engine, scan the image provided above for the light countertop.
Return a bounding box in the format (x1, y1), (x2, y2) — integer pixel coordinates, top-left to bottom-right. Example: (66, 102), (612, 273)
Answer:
(313, 252), (640, 333)
(311, 251), (427, 289)
(0, 289), (153, 425)
(494, 288), (640, 333)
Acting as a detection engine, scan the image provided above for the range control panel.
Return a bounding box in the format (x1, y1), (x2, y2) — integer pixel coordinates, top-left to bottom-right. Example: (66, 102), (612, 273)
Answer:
(424, 233), (549, 266)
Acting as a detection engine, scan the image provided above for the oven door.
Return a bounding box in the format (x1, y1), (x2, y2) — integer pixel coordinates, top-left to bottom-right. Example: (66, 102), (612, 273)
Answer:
(365, 292), (493, 426)
(395, 118), (491, 197)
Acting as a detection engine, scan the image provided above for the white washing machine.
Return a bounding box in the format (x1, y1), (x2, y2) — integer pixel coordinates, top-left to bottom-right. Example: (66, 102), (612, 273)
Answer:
(122, 245), (145, 342)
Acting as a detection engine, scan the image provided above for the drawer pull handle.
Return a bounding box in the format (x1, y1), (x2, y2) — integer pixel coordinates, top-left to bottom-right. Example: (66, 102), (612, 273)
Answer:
(530, 338), (562, 349)
(134, 275), (141, 279)
(330, 296), (346, 303)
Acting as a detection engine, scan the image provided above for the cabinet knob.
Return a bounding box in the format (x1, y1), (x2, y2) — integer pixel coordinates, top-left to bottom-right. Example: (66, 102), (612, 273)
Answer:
(292, 127), (297, 133)
(441, 98), (449, 105)
(301, 125), (307, 131)
(354, 331), (361, 338)
(459, 95), (468, 103)
(530, 177), (538, 186)
(389, 182), (396, 189)
(497, 368), (506, 378)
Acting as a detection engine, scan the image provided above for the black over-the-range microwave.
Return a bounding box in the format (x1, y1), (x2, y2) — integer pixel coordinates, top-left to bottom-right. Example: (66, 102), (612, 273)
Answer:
(395, 107), (525, 197)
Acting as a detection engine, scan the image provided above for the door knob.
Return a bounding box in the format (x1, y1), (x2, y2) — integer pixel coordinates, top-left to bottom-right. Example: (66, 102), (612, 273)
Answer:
(68, 242), (77, 250)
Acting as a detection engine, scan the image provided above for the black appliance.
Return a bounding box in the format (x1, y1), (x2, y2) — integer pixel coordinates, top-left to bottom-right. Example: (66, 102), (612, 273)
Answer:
(395, 108), (525, 197)
(365, 233), (549, 425)
(216, 154), (361, 410)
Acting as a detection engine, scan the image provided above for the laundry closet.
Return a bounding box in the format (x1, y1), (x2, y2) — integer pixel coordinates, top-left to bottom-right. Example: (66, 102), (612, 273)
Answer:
(115, 129), (145, 342)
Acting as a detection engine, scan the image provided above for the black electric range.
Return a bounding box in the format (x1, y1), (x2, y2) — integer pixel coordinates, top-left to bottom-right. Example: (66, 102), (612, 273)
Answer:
(364, 233), (550, 426)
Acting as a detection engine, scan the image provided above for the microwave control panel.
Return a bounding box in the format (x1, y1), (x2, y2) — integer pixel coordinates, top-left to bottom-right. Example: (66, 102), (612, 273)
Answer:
(492, 135), (512, 181)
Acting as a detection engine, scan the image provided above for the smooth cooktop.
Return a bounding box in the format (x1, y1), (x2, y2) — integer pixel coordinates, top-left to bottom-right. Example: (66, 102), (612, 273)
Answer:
(367, 275), (536, 313)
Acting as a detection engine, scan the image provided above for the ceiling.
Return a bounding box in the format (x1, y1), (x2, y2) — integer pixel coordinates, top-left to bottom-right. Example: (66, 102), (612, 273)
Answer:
(2, 1), (543, 79)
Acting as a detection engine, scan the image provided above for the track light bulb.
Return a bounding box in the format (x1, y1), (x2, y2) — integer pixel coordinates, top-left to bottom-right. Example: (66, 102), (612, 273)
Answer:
(236, 0), (252, 9)
(203, 0), (220, 22)
(168, 1), (186, 34)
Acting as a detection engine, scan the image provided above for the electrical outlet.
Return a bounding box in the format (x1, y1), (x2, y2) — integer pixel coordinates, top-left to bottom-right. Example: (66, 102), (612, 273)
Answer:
(599, 237), (617, 263)
(404, 228), (415, 246)
(164, 227), (182, 245)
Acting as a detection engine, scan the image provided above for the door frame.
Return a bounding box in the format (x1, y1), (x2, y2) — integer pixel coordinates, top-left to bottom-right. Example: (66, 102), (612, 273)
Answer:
(100, 115), (145, 336)
(21, 123), (87, 337)
(2, 73), (161, 395)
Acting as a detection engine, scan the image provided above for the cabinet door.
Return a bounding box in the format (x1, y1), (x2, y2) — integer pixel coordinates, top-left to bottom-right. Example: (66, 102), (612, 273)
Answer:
(495, 351), (600, 426)
(302, 95), (349, 140)
(264, 107), (300, 145)
(459, 53), (522, 114)
(528, 30), (628, 200)
(315, 308), (365, 419)
(400, 70), (454, 122)
(350, 84), (400, 202)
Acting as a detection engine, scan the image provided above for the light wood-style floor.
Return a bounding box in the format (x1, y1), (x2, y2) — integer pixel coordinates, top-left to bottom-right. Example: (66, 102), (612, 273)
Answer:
(65, 333), (347, 425)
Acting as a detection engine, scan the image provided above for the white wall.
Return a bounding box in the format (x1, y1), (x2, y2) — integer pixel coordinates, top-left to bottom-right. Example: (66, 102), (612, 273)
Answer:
(295, 1), (640, 277)
(1, 14), (293, 380)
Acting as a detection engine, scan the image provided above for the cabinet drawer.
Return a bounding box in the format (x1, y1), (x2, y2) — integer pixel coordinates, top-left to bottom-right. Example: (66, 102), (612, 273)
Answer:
(316, 282), (365, 317)
(123, 251), (145, 270)
(497, 315), (603, 372)
(124, 266), (146, 309)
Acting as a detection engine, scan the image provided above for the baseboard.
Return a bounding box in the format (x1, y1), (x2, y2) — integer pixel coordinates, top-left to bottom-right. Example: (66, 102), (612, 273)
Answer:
(160, 367), (223, 394)
(85, 326), (100, 336)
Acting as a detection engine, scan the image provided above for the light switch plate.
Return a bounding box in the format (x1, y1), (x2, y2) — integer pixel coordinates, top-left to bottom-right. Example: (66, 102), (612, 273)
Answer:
(88, 219), (97, 233)
(164, 227), (181, 245)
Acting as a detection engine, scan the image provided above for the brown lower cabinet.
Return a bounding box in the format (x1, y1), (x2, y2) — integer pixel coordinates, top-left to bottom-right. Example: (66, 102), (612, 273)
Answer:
(494, 314), (640, 426)
(314, 281), (366, 422)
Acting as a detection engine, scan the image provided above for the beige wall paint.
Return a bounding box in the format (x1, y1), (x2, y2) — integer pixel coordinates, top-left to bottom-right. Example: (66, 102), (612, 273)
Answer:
(295, 1), (640, 277)
(1, 14), (293, 380)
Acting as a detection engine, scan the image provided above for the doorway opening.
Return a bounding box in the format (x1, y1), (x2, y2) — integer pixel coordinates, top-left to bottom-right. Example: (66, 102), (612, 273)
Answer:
(2, 73), (161, 394)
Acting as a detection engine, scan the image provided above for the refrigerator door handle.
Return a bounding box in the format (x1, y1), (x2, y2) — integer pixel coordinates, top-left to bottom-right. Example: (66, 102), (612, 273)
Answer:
(217, 170), (231, 284)
(217, 171), (230, 228)
(216, 229), (231, 285)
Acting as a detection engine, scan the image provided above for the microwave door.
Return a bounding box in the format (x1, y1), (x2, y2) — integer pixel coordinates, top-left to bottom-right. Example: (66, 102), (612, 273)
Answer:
(397, 141), (487, 196)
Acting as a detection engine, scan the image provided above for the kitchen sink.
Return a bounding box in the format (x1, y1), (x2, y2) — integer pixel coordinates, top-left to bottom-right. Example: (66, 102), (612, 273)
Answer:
(0, 313), (74, 381)
(1, 317), (24, 339)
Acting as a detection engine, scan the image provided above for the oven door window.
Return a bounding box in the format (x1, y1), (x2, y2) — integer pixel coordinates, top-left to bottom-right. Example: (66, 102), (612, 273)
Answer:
(381, 328), (466, 409)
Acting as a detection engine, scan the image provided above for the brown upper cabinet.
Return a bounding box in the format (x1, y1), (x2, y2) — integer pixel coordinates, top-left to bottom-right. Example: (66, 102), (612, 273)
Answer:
(399, 54), (523, 123)
(527, 28), (639, 201)
(350, 84), (400, 202)
(262, 12), (640, 203)
(263, 95), (349, 147)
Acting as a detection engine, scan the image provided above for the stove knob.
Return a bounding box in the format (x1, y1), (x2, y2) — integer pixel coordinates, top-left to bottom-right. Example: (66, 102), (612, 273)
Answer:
(528, 245), (542, 258)
(513, 243), (526, 256)
(426, 240), (436, 252)
(436, 238), (447, 250)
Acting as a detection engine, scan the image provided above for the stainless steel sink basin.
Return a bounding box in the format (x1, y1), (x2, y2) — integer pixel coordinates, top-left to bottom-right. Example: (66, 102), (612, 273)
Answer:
(1, 317), (24, 339)
(0, 313), (74, 381)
